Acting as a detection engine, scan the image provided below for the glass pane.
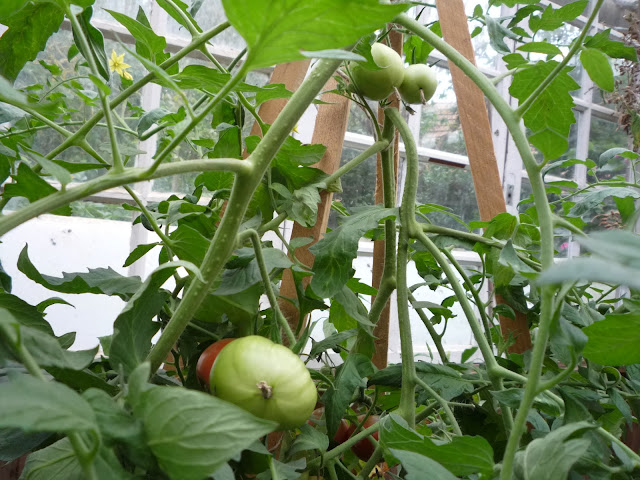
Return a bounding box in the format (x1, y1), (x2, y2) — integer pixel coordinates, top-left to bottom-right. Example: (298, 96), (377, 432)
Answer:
(166, 0), (245, 50)
(347, 102), (376, 137)
(588, 117), (630, 182)
(71, 201), (133, 221)
(415, 162), (480, 229)
(419, 66), (466, 155)
(93, 0), (153, 24)
(464, 0), (500, 70)
(599, 2), (632, 29)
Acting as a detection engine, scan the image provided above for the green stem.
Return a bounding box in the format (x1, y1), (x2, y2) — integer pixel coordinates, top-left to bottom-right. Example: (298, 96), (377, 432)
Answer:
(407, 291), (448, 362)
(306, 422), (381, 469)
(597, 427), (640, 469)
(44, 22), (230, 161)
(359, 445), (383, 479)
(323, 140), (390, 188)
(514, 0), (605, 119)
(413, 375), (462, 435)
(385, 107), (417, 427)
(247, 229), (296, 345)
(146, 57), (345, 373)
(123, 186), (174, 248)
(66, 4), (123, 171)
(442, 248), (493, 347)
(0, 158), (250, 237)
(0, 122), (138, 140)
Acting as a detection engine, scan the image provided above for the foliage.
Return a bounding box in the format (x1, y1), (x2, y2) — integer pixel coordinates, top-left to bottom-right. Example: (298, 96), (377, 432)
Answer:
(1, 1), (640, 479)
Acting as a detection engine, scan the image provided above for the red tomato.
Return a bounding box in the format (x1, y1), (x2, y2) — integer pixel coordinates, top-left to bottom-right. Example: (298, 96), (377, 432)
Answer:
(348, 415), (379, 461)
(196, 338), (235, 386)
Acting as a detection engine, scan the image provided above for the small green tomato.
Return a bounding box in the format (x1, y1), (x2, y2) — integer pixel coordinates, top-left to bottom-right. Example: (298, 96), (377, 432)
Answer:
(398, 64), (438, 105)
(351, 42), (405, 101)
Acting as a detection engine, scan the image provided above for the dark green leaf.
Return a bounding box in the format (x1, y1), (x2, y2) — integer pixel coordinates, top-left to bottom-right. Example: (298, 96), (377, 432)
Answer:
(308, 328), (358, 358)
(310, 206), (397, 298)
(0, 292), (54, 334)
(491, 388), (562, 416)
(131, 385), (276, 480)
(83, 388), (144, 443)
(123, 243), (159, 268)
(0, 428), (49, 462)
(289, 423), (329, 455)
(222, 0), (408, 70)
(0, 2), (64, 81)
(17, 245), (142, 300)
(216, 247), (292, 296)
(73, 7), (110, 81)
(106, 9), (167, 64)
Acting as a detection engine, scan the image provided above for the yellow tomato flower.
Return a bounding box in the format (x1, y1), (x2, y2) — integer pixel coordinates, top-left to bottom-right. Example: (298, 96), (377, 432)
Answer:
(109, 50), (133, 81)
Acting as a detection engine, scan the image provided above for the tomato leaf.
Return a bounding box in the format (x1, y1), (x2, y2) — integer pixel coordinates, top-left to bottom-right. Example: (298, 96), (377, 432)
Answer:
(585, 29), (637, 61)
(510, 60), (579, 161)
(0, 2), (65, 81)
(0, 292), (54, 335)
(581, 314), (640, 366)
(222, 0), (408, 71)
(0, 375), (97, 434)
(310, 206), (397, 298)
(106, 9), (168, 64)
(289, 423), (329, 455)
(3, 163), (72, 216)
(215, 247), (292, 296)
(581, 47), (614, 92)
(390, 449), (458, 480)
(131, 386), (276, 480)
(17, 245), (142, 300)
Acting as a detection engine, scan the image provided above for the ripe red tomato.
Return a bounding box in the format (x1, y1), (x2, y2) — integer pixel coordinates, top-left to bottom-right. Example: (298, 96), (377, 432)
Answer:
(210, 336), (317, 429)
(348, 415), (379, 460)
(196, 338), (235, 386)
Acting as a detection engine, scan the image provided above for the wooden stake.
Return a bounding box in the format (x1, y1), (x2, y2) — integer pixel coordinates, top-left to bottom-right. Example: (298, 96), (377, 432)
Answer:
(436, 0), (532, 353)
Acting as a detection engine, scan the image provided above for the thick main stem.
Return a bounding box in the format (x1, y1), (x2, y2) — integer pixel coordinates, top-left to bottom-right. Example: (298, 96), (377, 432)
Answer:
(146, 57), (345, 373)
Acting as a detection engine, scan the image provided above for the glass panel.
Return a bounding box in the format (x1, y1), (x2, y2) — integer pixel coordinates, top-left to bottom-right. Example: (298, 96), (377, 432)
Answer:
(588, 117), (630, 182)
(166, 0), (245, 50)
(418, 66), (466, 155)
(347, 101), (376, 137)
(416, 162), (480, 230)
(93, 0), (153, 24)
(71, 201), (133, 221)
(464, 0), (500, 70)
(599, 2), (632, 29)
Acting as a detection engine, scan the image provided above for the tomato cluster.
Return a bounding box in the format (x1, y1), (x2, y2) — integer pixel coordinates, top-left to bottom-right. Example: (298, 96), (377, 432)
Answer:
(350, 42), (437, 105)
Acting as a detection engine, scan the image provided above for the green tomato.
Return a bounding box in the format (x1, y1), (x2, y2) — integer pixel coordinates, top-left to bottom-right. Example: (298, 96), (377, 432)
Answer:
(210, 335), (317, 430)
(351, 42), (405, 101)
(398, 64), (438, 105)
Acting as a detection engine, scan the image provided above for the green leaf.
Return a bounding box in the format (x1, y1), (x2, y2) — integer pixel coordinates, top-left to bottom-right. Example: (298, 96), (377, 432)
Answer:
(491, 388), (562, 416)
(17, 245), (143, 300)
(510, 60), (580, 161)
(0, 2), (65, 81)
(310, 206), (397, 298)
(3, 163), (72, 216)
(27, 150), (72, 187)
(390, 449), (458, 480)
(567, 187), (640, 217)
(82, 388), (146, 444)
(369, 362), (473, 401)
(585, 29), (637, 61)
(322, 353), (374, 439)
(529, 1), (588, 32)
(131, 386), (276, 480)
(0, 292), (54, 334)
(517, 41), (562, 57)
(216, 247), (292, 296)
(333, 286), (374, 328)
(109, 266), (173, 375)
(382, 417), (494, 477)
(168, 224), (211, 265)
(72, 6), (110, 81)
(289, 423), (329, 455)
(123, 243), (159, 268)
(485, 15), (520, 54)
(195, 285), (262, 324)
(0, 428), (49, 463)
(0, 375), (97, 434)
(106, 9), (168, 64)
(580, 48), (614, 92)
(582, 314), (640, 365)
(156, 0), (201, 34)
(308, 328), (358, 358)
(538, 257), (640, 290)
(222, 0), (408, 71)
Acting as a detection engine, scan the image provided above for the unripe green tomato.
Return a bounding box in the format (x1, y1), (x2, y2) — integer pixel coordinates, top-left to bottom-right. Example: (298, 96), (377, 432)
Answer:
(351, 43), (405, 100)
(210, 335), (317, 430)
(398, 64), (438, 104)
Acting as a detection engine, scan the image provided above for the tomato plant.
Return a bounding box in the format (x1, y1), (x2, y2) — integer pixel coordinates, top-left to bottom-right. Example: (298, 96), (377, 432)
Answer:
(196, 338), (235, 386)
(211, 336), (317, 429)
(1, 0), (640, 479)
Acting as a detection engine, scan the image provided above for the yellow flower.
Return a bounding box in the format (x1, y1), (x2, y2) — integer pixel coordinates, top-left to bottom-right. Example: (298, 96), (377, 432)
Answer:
(109, 50), (133, 81)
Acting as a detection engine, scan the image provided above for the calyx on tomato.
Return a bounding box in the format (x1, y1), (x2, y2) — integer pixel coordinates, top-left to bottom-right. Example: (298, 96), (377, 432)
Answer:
(196, 338), (235, 386)
(398, 64), (438, 105)
(210, 335), (317, 430)
(350, 42), (404, 101)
